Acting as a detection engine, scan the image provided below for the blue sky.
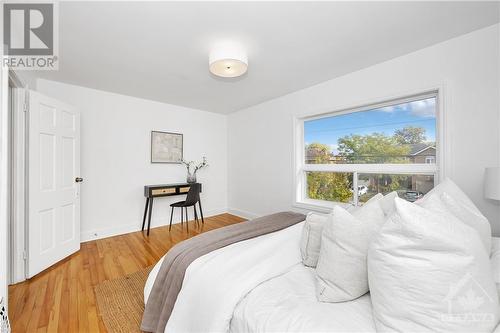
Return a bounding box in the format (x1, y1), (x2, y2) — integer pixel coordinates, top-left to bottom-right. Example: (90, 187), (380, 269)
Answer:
(304, 97), (436, 154)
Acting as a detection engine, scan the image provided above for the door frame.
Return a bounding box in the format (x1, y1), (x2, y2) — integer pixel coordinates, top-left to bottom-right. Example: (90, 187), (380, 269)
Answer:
(8, 70), (28, 284)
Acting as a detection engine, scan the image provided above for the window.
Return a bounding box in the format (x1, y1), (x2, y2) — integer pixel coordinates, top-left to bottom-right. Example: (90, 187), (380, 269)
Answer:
(296, 92), (439, 210)
(425, 156), (435, 164)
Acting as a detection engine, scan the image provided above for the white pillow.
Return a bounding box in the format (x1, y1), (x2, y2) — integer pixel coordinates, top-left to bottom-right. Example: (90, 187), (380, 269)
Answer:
(300, 212), (329, 267)
(417, 178), (492, 254)
(418, 178), (483, 215)
(300, 193), (384, 267)
(315, 199), (385, 302)
(378, 191), (398, 216)
(491, 237), (500, 283)
(368, 198), (499, 332)
(347, 193), (383, 213)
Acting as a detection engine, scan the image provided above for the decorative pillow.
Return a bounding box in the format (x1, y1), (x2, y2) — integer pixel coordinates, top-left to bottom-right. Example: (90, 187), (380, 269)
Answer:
(300, 212), (329, 267)
(368, 198), (499, 332)
(417, 178), (492, 253)
(346, 193), (383, 213)
(378, 191), (398, 216)
(300, 193), (384, 267)
(315, 199), (385, 302)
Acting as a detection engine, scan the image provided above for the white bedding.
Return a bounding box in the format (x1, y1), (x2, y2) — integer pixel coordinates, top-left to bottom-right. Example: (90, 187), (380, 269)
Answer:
(145, 222), (305, 333)
(230, 264), (375, 332)
(144, 227), (500, 333)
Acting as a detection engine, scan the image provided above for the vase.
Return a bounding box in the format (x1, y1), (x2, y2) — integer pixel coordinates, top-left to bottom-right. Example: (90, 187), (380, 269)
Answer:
(186, 172), (197, 184)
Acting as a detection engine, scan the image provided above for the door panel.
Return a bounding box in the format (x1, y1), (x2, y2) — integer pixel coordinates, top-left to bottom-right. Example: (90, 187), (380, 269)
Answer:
(28, 91), (80, 278)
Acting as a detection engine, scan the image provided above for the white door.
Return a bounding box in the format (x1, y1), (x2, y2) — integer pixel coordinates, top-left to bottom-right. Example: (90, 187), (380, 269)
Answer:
(28, 91), (80, 278)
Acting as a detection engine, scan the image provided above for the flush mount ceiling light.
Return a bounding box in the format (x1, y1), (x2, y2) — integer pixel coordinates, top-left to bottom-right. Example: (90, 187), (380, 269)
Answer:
(209, 41), (248, 78)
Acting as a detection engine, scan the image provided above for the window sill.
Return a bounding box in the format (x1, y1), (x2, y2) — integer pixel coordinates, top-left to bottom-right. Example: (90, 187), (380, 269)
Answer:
(293, 198), (353, 214)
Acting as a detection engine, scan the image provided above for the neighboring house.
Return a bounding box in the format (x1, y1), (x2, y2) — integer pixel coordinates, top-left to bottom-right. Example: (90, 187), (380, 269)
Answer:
(409, 143), (436, 194)
(409, 143), (436, 164)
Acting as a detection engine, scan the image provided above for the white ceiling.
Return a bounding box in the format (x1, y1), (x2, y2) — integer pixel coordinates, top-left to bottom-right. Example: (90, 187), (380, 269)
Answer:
(34, 1), (500, 114)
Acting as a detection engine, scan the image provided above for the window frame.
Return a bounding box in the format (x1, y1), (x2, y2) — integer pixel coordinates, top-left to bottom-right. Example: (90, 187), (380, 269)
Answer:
(293, 90), (444, 213)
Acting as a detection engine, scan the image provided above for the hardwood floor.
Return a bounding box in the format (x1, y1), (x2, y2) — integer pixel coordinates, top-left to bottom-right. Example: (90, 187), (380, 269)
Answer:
(8, 213), (246, 333)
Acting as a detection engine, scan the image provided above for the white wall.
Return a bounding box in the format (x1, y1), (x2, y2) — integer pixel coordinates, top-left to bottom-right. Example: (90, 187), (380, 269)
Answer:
(37, 80), (228, 241)
(228, 24), (500, 234)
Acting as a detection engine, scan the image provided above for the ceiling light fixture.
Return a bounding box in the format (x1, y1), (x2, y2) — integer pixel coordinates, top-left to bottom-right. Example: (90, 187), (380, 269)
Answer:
(209, 41), (248, 78)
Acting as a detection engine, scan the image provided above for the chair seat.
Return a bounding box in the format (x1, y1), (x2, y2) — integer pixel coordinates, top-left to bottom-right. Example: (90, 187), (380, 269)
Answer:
(170, 200), (187, 207)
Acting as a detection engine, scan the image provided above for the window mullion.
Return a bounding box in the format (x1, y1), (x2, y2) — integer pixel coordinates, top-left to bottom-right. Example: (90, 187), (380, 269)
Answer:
(352, 171), (358, 206)
(303, 163), (438, 175)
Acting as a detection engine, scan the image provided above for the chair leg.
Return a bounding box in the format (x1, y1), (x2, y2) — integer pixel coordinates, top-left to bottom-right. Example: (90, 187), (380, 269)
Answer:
(194, 206), (199, 226)
(142, 198), (149, 231)
(185, 207), (189, 232)
(169, 207), (174, 231)
(181, 207), (184, 226)
(198, 200), (204, 224)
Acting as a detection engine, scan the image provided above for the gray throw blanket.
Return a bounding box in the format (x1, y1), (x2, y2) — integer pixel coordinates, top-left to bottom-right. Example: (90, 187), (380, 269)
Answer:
(141, 211), (306, 333)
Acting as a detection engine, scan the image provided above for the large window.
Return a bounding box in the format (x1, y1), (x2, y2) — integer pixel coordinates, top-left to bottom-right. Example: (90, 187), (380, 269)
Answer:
(296, 92), (439, 209)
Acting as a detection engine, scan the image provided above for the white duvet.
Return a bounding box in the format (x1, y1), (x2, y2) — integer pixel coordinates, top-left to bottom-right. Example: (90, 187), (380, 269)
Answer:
(145, 221), (378, 333)
(145, 222), (306, 333)
(230, 264), (375, 332)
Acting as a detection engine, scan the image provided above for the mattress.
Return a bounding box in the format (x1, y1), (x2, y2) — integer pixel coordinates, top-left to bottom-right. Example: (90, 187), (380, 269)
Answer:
(229, 264), (376, 333)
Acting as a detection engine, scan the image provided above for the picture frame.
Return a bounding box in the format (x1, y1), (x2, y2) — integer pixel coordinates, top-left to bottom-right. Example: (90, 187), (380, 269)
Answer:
(150, 131), (183, 163)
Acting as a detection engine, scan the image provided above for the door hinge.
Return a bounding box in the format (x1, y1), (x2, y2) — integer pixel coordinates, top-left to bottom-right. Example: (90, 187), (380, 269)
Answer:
(23, 102), (28, 113)
(22, 250), (28, 261)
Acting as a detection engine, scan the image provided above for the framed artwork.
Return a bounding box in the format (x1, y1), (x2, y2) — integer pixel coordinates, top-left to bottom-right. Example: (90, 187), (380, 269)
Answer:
(151, 131), (183, 163)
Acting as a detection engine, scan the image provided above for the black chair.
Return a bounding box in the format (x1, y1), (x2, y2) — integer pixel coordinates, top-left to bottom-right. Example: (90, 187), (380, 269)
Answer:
(169, 183), (204, 231)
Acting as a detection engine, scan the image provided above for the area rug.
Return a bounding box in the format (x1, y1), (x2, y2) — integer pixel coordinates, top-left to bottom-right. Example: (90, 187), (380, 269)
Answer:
(95, 266), (153, 333)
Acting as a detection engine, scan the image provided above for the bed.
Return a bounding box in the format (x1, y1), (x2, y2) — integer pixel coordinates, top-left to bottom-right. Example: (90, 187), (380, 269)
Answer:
(144, 219), (377, 333)
(144, 218), (500, 333)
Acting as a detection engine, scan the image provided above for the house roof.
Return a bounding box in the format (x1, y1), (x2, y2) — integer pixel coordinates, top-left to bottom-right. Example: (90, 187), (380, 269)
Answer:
(409, 143), (436, 155)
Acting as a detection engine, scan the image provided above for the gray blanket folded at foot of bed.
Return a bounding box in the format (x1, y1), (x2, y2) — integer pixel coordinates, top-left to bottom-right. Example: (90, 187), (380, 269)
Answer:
(141, 211), (306, 333)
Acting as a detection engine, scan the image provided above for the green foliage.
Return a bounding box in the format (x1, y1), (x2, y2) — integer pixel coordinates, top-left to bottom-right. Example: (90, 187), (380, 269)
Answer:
(337, 133), (411, 164)
(305, 143), (351, 202)
(305, 126), (427, 202)
(360, 174), (410, 196)
(305, 142), (332, 163)
(307, 172), (352, 203)
(394, 126), (426, 144)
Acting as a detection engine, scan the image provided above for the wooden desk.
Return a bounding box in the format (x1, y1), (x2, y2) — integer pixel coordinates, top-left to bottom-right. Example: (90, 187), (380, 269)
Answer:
(141, 183), (203, 235)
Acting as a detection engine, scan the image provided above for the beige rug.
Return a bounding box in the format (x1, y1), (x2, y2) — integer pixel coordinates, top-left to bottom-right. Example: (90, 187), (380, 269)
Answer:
(95, 266), (153, 333)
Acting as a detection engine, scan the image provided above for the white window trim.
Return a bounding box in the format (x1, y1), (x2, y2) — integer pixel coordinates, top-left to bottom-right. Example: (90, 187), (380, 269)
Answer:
(293, 87), (447, 212)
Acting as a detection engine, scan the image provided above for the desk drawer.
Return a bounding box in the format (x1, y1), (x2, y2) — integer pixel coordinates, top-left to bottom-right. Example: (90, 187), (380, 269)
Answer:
(152, 188), (176, 196)
(179, 186), (191, 193)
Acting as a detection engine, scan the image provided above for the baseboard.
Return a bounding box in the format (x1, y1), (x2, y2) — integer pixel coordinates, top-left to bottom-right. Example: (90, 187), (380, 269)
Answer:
(227, 208), (260, 220)
(81, 207), (229, 242)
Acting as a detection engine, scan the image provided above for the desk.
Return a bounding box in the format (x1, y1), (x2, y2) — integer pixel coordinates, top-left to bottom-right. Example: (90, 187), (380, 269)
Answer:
(141, 183), (203, 235)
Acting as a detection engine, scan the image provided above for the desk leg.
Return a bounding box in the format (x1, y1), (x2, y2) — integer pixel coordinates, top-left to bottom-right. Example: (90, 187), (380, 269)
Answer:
(147, 197), (154, 236)
(141, 198), (150, 231)
(198, 200), (204, 224)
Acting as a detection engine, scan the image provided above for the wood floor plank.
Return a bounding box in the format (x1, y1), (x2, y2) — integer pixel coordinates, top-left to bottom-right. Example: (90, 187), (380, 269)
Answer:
(9, 213), (245, 333)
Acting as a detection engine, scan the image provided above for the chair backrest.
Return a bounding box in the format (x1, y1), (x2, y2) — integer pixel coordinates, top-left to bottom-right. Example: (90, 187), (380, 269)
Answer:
(184, 183), (201, 206)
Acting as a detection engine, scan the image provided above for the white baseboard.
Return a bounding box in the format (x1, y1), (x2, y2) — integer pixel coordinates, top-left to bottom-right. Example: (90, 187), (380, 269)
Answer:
(81, 207), (229, 242)
(227, 208), (260, 220)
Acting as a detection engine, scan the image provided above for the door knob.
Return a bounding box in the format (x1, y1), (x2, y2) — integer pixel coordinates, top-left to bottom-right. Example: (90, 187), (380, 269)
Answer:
(75, 177), (84, 183)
